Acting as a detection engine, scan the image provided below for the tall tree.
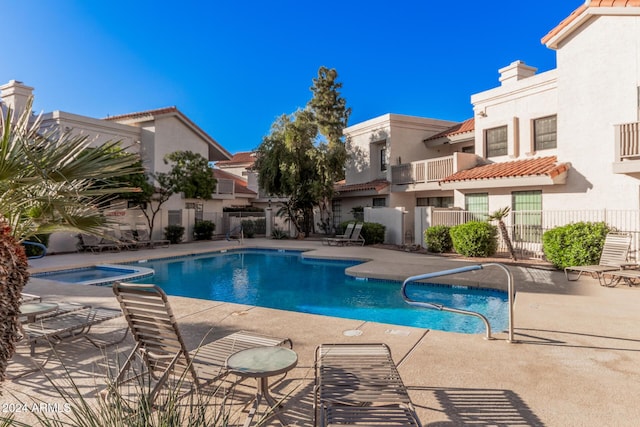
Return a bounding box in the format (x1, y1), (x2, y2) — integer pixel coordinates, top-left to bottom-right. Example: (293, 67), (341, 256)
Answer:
(255, 67), (350, 236)
(0, 100), (142, 382)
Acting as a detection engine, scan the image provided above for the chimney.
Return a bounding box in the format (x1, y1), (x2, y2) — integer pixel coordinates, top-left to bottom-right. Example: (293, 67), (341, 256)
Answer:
(0, 80), (34, 116)
(498, 61), (537, 86)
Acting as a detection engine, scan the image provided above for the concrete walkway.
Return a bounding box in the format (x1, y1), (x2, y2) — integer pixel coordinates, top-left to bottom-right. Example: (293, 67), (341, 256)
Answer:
(4, 239), (640, 426)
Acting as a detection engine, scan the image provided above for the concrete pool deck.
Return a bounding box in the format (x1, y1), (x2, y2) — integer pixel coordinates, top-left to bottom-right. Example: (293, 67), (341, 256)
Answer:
(5, 238), (640, 426)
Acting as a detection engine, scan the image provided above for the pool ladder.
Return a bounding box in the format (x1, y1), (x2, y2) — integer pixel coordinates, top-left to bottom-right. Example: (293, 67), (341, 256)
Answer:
(401, 263), (516, 342)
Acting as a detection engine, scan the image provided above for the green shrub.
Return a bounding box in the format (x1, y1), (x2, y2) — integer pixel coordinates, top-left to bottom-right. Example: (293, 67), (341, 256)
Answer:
(193, 220), (215, 240)
(271, 227), (288, 239)
(164, 225), (185, 244)
(362, 222), (385, 245)
(542, 221), (612, 269)
(450, 221), (497, 257)
(241, 219), (256, 238)
(424, 225), (452, 253)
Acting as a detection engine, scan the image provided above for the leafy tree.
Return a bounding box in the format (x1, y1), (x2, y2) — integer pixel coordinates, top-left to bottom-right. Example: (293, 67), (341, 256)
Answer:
(115, 151), (216, 237)
(118, 170), (173, 237)
(255, 66), (350, 236)
(163, 151), (217, 199)
(0, 100), (142, 381)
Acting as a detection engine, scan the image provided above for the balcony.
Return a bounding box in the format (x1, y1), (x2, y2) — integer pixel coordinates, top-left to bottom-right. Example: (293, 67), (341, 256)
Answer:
(212, 178), (235, 198)
(390, 152), (478, 191)
(614, 121), (640, 173)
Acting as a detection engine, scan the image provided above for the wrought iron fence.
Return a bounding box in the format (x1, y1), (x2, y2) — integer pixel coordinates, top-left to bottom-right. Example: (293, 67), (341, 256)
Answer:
(430, 209), (640, 261)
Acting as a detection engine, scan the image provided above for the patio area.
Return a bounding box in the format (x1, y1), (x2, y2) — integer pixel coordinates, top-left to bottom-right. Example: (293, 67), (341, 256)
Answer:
(4, 238), (640, 426)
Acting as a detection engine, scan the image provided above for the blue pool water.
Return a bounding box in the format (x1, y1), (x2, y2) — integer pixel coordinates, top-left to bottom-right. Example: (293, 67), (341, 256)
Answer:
(136, 249), (509, 334)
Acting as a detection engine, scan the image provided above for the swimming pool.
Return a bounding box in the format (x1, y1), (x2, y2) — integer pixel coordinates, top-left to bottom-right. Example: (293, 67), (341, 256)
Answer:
(135, 249), (509, 334)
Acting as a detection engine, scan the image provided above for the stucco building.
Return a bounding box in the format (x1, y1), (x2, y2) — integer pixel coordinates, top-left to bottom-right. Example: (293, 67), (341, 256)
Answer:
(337, 1), (640, 251)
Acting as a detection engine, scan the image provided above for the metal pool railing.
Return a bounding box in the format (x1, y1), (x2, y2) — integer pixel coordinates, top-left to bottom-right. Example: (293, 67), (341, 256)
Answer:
(401, 263), (516, 342)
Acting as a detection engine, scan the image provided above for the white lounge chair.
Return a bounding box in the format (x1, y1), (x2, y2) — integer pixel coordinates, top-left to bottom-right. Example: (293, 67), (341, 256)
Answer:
(564, 232), (633, 286)
(325, 223), (365, 246)
(323, 223), (355, 246)
(109, 282), (293, 406)
(135, 225), (170, 248)
(314, 343), (421, 426)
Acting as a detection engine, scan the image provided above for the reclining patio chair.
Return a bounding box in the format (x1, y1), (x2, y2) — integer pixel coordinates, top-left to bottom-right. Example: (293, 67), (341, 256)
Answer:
(314, 343), (421, 426)
(110, 282), (293, 406)
(14, 303), (124, 377)
(135, 225), (170, 248)
(325, 223), (365, 247)
(323, 223), (355, 246)
(564, 232), (633, 286)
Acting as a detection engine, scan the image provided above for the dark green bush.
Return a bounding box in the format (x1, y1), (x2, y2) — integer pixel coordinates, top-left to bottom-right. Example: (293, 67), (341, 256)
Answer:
(193, 220), (215, 240)
(424, 225), (452, 253)
(241, 219), (256, 238)
(164, 225), (185, 244)
(271, 227), (288, 239)
(450, 221), (497, 257)
(542, 221), (612, 269)
(362, 222), (385, 245)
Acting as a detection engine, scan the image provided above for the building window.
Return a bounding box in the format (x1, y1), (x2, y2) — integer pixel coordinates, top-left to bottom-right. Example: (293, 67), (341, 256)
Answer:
(417, 197), (454, 208)
(534, 115), (557, 150)
(465, 193), (488, 220)
(485, 126), (508, 157)
(512, 190), (542, 242)
(461, 145), (475, 154)
(380, 147), (387, 171)
(332, 199), (341, 229)
(372, 197), (386, 207)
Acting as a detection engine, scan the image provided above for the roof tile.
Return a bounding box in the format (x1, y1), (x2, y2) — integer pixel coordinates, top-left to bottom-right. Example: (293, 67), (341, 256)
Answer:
(425, 118), (475, 141)
(334, 179), (390, 193)
(216, 151), (256, 166)
(440, 156), (570, 183)
(542, 1), (640, 45)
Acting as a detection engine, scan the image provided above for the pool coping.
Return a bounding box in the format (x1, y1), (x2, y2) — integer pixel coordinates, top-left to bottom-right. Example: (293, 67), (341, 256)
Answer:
(32, 263), (155, 286)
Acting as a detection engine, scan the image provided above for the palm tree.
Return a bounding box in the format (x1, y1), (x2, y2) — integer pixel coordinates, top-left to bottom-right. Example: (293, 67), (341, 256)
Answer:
(0, 99), (143, 381)
(487, 206), (518, 261)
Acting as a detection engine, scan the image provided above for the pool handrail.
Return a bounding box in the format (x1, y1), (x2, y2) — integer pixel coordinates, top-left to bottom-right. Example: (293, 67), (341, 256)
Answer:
(22, 241), (47, 259)
(401, 263), (516, 342)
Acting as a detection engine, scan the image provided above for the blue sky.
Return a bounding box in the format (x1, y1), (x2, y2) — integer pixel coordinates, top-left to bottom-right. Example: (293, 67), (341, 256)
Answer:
(2, 1), (579, 155)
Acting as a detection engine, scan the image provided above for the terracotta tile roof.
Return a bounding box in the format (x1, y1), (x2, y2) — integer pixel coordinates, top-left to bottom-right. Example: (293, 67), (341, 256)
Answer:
(334, 179), (390, 193)
(216, 151), (256, 167)
(425, 118), (475, 141)
(212, 168), (256, 195)
(440, 156), (570, 183)
(542, 1), (640, 45)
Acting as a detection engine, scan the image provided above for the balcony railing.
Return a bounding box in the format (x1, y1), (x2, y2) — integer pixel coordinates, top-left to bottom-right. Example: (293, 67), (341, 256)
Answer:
(215, 178), (235, 195)
(391, 153), (477, 185)
(617, 121), (640, 160)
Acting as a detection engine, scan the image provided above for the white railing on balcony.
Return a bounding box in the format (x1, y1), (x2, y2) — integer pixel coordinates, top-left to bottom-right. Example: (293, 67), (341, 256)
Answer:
(391, 155), (454, 185)
(617, 121), (640, 160)
(215, 178), (235, 195)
